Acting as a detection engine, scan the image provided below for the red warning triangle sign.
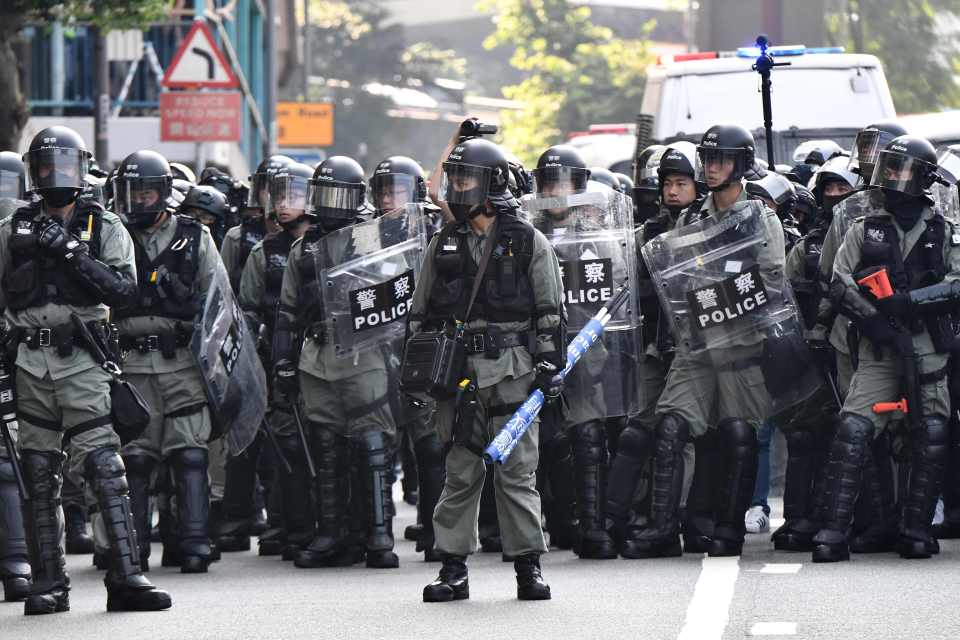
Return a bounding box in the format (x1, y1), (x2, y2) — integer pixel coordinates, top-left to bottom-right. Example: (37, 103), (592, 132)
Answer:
(162, 21), (239, 89)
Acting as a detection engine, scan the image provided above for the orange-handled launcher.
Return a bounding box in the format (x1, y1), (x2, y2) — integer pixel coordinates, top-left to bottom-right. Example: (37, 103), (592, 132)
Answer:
(873, 399), (908, 415)
(856, 267), (895, 300)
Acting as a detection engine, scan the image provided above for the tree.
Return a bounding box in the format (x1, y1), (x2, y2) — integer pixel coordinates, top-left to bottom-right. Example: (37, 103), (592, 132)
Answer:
(0, 0), (170, 150)
(826, 0), (960, 113)
(478, 0), (654, 166)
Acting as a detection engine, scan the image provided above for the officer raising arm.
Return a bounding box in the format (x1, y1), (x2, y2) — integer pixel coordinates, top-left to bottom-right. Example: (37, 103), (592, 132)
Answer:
(0, 127), (170, 615)
(409, 138), (564, 602)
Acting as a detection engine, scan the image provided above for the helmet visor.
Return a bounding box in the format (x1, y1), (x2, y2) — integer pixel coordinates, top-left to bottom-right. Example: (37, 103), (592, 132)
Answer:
(114, 176), (171, 217)
(247, 172), (271, 208)
(24, 147), (89, 192)
(269, 175), (311, 213)
(531, 166), (589, 197)
(0, 169), (23, 200)
(695, 148), (747, 188)
(307, 179), (365, 217)
(850, 129), (899, 175)
(439, 162), (491, 205)
(936, 147), (960, 186)
(371, 173), (417, 213)
(870, 150), (936, 196)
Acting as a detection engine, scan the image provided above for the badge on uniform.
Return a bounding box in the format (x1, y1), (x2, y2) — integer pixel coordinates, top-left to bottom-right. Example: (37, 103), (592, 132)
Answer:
(866, 228), (885, 242)
(952, 233), (960, 246)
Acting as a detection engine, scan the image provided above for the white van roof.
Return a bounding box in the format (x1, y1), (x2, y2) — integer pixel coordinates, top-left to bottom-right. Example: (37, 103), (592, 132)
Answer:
(648, 53), (885, 78)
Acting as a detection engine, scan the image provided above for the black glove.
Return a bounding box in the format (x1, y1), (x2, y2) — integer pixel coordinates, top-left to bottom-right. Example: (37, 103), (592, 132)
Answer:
(857, 313), (899, 349)
(806, 337), (834, 372)
(873, 292), (912, 317)
(274, 359), (299, 398)
(532, 359), (564, 402)
(37, 220), (83, 260)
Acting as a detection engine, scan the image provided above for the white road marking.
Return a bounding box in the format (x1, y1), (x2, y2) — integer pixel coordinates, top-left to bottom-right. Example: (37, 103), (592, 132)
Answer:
(677, 556), (740, 640)
(759, 563), (802, 574)
(749, 622), (798, 636)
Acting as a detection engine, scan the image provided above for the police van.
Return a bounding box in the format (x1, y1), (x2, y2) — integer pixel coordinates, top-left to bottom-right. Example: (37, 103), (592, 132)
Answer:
(570, 45), (897, 170)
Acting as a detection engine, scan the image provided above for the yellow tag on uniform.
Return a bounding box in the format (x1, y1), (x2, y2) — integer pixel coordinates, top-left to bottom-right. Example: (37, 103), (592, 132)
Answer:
(150, 270), (158, 284)
(79, 214), (93, 241)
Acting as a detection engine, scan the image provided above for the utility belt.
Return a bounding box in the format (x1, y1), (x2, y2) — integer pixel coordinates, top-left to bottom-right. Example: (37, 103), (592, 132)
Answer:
(461, 328), (532, 357)
(118, 330), (191, 358)
(14, 322), (108, 357)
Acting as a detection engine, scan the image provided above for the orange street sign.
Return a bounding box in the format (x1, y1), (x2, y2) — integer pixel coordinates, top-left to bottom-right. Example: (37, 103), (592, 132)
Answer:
(277, 102), (334, 147)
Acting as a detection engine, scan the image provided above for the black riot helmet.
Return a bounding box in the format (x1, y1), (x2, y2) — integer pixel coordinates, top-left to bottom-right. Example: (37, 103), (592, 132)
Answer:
(113, 150), (173, 228)
(657, 142), (697, 182)
(588, 167), (622, 192)
(248, 154), (294, 210)
(269, 161), (313, 226)
(746, 171), (796, 217)
(791, 183), (819, 232)
(811, 155), (860, 217)
(169, 162), (196, 184)
(696, 123), (755, 191)
(613, 173), (634, 193)
(632, 144), (666, 222)
(849, 121), (908, 179)
(532, 145), (590, 195)
(370, 155), (427, 216)
(439, 138), (514, 222)
(696, 126), (754, 191)
(308, 155), (366, 231)
(0, 150), (26, 200)
(23, 126), (91, 207)
(181, 184), (229, 247)
(871, 135), (939, 197)
(792, 139), (844, 166)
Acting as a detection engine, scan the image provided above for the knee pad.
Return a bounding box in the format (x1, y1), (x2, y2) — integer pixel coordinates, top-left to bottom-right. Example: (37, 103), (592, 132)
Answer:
(616, 424), (654, 459)
(413, 434), (444, 469)
(84, 446), (124, 480)
(172, 447), (209, 472)
(122, 454), (155, 478)
(357, 431), (392, 470)
(917, 416), (949, 463)
(717, 418), (757, 459)
(573, 421), (607, 464)
(836, 413), (875, 446)
(656, 413), (690, 446)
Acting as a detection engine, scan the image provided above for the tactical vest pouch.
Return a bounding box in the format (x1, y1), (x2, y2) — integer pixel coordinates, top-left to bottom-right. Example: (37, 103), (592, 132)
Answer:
(399, 330), (466, 402)
(111, 379), (151, 444)
(2, 260), (37, 306)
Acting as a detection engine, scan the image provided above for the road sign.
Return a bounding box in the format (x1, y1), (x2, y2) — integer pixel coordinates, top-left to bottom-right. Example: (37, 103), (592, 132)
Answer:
(277, 102), (334, 147)
(160, 91), (243, 142)
(161, 21), (239, 89)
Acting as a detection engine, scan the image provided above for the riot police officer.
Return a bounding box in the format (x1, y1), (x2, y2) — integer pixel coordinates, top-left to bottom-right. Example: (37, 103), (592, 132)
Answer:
(0, 151), (26, 220)
(216, 155), (291, 551)
(275, 155), (401, 570)
(849, 121), (909, 182)
(632, 144), (666, 225)
(180, 184), (230, 248)
(0, 127), (170, 613)
(626, 124), (785, 559)
(237, 162), (316, 559)
(369, 155), (445, 561)
(112, 150), (221, 574)
(606, 141), (702, 558)
(409, 138), (564, 601)
(817, 135), (957, 562)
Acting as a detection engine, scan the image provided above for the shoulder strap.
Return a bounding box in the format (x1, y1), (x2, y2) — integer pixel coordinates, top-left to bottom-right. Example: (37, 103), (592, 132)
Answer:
(462, 218), (499, 324)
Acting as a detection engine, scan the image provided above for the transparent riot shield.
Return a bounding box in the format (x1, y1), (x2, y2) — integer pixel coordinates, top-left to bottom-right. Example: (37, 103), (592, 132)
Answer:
(932, 182), (960, 225)
(191, 261), (268, 455)
(523, 188), (643, 420)
(314, 204), (427, 359)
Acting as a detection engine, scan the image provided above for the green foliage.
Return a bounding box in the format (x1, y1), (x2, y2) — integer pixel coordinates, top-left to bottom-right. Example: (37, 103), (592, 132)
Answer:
(402, 42), (467, 82)
(8, 0), (172, 29)
(826, 0), (960, 113)
(478, 0), (654, 166)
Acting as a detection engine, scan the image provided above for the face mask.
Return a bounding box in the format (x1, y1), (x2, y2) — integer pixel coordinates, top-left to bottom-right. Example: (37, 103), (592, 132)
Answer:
(279, 213), (307, 231)
(884, 189), (925, 230)
(821, 194), (844, 220)
(449, 202), (482, 223)
(42, 188), (79, 208)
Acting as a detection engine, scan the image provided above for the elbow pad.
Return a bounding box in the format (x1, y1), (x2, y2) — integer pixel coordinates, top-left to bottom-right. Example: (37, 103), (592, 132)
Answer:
(271, 309), (297, 368)
(909, 281), (960, 315)
(66, 250), (138, 307)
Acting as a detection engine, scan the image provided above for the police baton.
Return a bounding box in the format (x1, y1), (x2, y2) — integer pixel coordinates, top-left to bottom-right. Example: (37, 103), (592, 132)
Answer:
(484, 283), (632, 464)
(259, 417), (293, 476)
(291, 401), (316, 479)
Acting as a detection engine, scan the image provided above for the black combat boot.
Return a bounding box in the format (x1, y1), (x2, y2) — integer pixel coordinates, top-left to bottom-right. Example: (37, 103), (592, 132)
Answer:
(572, 422), (617, 559)
(122, 454), (155, 571)
(216, 447), (259, 552)
(21, 451), (68, 615)
(708, 419), (758, 557)
(274, 434), (315, 559)
(622, 414), (688, 558)
(683, 430), (722, 553)
(0, 455), (31, 602)
(812, 414), (874, 563)
(258, 466), (287, 556)
(156, 464), (180, 567)
(543, 431), (578, 550)
(414, 434), (445, 562)
(63, 502), (94, 555)
(514, 554), (551, 600)
(423, 554), (469, 602)
(772, 430), (822, 551)
(84, 447), (171, 612)
(399, 428), (419, 506)
(849, 434), (898, 553)
(295, 426), (352, 568)
(171, 448), (212, 573)
(605, 423), (653, 551)
(357, 432), (399, 568)
(898, 417), (948, 559)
